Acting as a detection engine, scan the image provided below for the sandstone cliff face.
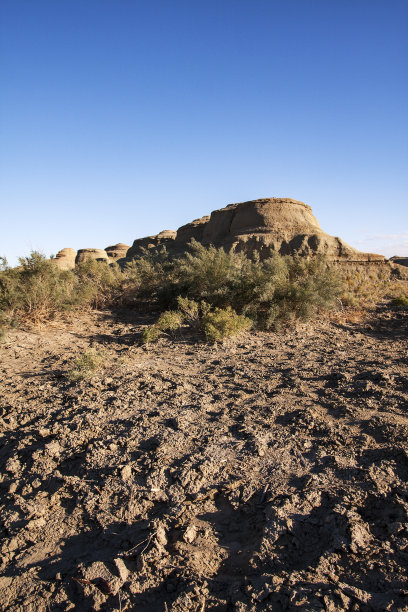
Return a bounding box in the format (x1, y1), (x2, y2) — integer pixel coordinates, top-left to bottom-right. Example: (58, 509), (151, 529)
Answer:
(126, 231), (176, 259)
(174, 216), (210, 246)
(54, 197), (387, 266)
(105, 243), (130, 260)
(52, 248), (76, 270)
(75, 249), (109, 265)
(126, 197), (385, 262)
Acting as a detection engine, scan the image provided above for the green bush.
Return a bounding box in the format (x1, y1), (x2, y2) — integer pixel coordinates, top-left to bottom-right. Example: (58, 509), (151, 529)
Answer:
(0, 251), (125, 327)
(68, 348), (106, 381)
(0, 252), (80, 325)
(141, 310), (183, 344)
(176, 296), (200, 324)
(141, 325), (162, 344)
(74, 257), (124, 308)
(129, 240), (342, 330)
(156, 310), (183, 331)
(202, 306), (252, 342)
(393, 295), (408, 308)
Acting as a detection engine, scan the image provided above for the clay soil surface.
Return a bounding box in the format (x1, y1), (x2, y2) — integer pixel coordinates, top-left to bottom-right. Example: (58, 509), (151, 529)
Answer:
(1, 305), (408, 611)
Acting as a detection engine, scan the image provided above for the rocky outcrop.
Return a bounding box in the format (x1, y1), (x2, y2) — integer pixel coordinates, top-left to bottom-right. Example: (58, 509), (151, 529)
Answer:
(105, 243), (130, 261)
(197, 198), (385, 261)
(55, 197), (389, 267)
(174, 216), (210, 246)
(127, 197), (385, 263)
(75, 249), (109, 265)
(126, 230), (176, 259)
(52, 248), (76, 270)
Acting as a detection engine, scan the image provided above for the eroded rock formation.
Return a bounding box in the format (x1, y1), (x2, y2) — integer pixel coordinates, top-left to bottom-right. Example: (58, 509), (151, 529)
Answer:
(75, 249), (109, 265)
(126, 230), (176, 259)
(52, 248), (76, 270)
(54, 198), (393, 267)
(127, 197), (385, 262)
(105, 243), (130, 260)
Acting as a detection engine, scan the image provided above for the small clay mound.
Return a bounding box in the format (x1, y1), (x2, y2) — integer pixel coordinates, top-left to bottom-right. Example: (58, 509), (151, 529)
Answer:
(52, 248), (76, 270)
(174, 215), (210, 245)
(75, 249), (109, 265)
(105, 243), (130, 260)
(126, 230), (176, 259)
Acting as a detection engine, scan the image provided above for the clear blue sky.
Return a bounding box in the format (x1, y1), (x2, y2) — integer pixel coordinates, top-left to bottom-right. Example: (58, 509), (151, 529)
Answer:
(1, 0), (407, 265)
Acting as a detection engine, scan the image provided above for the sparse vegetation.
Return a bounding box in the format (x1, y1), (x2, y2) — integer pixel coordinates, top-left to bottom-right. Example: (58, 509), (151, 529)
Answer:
(68, 348), (107, 381)
(141, 310), (184, 343)
(1, 243), (405, 341)
(393, 294), (408, 308)
(201, 306), (252, 342)
(339, 264), (404, 309)
(0, 251), (125, 327)
(142, 300), (252, 343)
(141, 325), (163, 344)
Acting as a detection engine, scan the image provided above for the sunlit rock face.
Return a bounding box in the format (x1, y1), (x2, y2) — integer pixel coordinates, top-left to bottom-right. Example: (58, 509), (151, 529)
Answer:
(146, 198), (384, 262)
(193, 198), (384, 261)
(52, 248), (77, 270)
(105, 243), (130, 261)
(64, 197), (386, 266)
(75, 249), (109, 264)
(126, 230), (176, 259)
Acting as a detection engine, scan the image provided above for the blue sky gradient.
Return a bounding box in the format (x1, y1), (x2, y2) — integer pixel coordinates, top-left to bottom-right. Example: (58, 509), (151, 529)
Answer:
(1, 0), (407, 264)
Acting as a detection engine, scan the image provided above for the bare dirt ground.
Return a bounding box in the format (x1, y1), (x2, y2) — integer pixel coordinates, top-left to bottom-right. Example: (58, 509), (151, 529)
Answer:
(0, 304), (407, 611)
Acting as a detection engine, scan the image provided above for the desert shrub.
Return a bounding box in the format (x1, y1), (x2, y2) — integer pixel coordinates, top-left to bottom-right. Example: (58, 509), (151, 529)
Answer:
(123, 247), (175, 307)
(0, 244), (345, 332)
(173, 240), (249, 305)
(0, 252), (80, 325)
(141, 309), (184, 344)
(137, 241), (342, 329)
(393, 295), (408, 308)
(74, 258), (124, 308)
(202, 306), (252, 342)
(141, 325), (162, 344)
(176, 296), (200, 324)
(0, 251), (127, 327)
(339, 264), (404, 309)
(156, 310), (184, 331)
(68, 348), (106, 381)
(142, 301), (251, 343)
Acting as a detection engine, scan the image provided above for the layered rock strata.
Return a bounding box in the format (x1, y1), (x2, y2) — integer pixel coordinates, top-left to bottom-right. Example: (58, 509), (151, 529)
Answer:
(127, 198), (385, 262)
(52, 248), (76, 270)
(75, 249), (109, 265)
(126, 231), (176, 259)
(105, 243), (130, 260)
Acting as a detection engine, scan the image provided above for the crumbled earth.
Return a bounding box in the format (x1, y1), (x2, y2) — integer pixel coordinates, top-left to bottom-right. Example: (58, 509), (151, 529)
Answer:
(0, 304), (407, 611)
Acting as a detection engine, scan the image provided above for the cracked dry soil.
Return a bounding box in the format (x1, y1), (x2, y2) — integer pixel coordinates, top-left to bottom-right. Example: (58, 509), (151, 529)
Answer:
(0, 305), (407, 611)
